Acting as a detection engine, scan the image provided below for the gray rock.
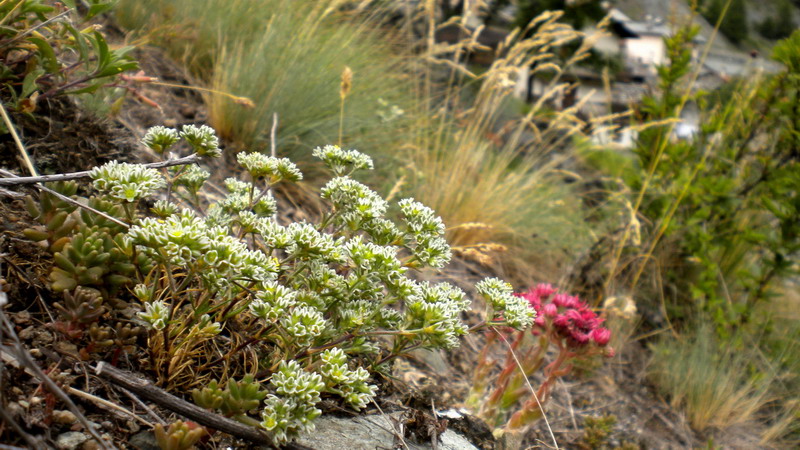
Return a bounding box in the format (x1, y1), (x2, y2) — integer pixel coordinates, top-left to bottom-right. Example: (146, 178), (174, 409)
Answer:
(55, 432), (89, 450)
(128, 431), (160, 450)
(293, 412), (478, 450)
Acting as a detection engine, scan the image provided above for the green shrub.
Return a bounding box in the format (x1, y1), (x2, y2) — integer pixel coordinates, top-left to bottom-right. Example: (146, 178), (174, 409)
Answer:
(0, 0), (138, 115)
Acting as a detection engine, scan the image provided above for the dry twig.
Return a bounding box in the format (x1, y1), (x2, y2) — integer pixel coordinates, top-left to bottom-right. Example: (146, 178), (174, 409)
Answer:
(0, 101), (37, 177)
(94, 362), (274, 447)
(0, 154), (202, 187)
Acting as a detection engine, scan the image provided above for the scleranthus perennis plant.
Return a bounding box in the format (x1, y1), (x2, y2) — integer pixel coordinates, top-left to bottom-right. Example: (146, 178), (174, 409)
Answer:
(467, 284), (614, 433)
(25, 125), (535, 445)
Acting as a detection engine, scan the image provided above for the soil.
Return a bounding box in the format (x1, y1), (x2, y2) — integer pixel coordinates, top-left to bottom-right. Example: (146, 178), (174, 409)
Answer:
(0, 36), (775, 450)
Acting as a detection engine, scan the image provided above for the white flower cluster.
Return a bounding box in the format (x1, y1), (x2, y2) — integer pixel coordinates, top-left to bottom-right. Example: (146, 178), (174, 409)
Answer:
(89, 161), (165, 202)
(237, 152), (303, 183)
(127, 209), (278, 292)
(249, 282), (297, 321)
(280, 306), (328, 347)
(475, 277), (535, 328)
(319, 348), (376, 410)
(141, 126), (179, 154)
(286, 222), (340, 261)
(261, 361), (324, 443)
(219, 178), (277, 218)
(321, 176), (388, 228)
(138, 300), (168, 330)
(398, 198), (452, 268)
(312, 144), (374, 175)
(180, 124), (222, 157)
(171, 164), (210, 194)
(404, 280), (470, 348)
(151, 199), (179, 218)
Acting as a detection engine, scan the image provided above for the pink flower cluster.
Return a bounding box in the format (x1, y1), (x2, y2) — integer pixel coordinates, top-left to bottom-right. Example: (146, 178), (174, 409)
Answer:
(517, 284), (612, 351)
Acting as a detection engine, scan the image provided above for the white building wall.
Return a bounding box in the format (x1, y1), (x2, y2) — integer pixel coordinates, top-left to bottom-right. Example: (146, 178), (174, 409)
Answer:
(623, 35), (665, 67)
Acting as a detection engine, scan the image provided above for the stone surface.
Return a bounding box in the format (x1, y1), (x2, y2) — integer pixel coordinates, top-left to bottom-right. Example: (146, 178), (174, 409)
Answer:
(293, 412), (478, 450)
(55, 432), (89, 450)
(128, 431), (160, 450)
(52, 409), (78, 425)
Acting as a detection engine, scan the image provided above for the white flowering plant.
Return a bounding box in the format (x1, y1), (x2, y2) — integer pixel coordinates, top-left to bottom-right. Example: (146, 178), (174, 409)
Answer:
(24, 125), (534, 445)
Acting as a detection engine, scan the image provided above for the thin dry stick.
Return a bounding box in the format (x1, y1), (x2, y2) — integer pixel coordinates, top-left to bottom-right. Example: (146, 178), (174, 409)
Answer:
(118, 386), (167, 425)
(0, 8), (72, 51)
(270, 113), (278, 158)
(558, 380), (578, 431)
(149, 80), (254, 108)
(0, 101), (36, 176)
(0, 154), (202, 186)
(493, 327), (558, 450)
(0, 313), (116, 450)
(94, 362), (274, 447)
(370, 398), (410, 450)
(0, 168), (129, 229)
(64, 385), (153, 428)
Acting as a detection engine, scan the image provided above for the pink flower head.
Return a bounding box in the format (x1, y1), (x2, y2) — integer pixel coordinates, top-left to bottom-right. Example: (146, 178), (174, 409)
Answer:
(553, 293), (581, 309)
(569, 331), (591, 347)
(542, 303), (558, 318)
(591, 327), (611, 346)
(552, 307), (605, 349)
(532, 283), (556, 300)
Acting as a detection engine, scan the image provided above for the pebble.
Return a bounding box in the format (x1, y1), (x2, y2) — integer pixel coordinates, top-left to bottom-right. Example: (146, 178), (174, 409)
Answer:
(55, 432), (89, 450)
(82, 441), (101, 450)
(128, 431), (159, 450)
(12, 310), (31, 324)
(18, 326), (36, 340)
(126, 419), (141, 433)
(53, 409), (78, 424)
(6, 402), (24, 418)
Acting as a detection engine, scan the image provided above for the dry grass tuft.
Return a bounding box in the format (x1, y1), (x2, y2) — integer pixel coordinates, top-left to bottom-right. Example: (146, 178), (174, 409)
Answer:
(648, 324), (774, 432)
(406, 6), (612, 276)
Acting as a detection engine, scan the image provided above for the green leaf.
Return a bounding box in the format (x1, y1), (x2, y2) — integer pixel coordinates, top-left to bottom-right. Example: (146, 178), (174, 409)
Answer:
(28, 36), (60, 73)
(63, 23), (89, 64)
(21, 67), (44, 99)
(85, 2), (117, 21)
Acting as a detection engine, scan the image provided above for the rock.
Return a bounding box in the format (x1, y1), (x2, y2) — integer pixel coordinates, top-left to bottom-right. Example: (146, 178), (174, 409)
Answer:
(55, 432), (89, 450)
(82, 441), (101, 450)
(52, 409), (78, 424)
(18, 326), (36, 340)
(6, 402), (24, 419)
(292, 412), (479, 450)
(126, 419), (141, 433)
(128, 431), (160, 450)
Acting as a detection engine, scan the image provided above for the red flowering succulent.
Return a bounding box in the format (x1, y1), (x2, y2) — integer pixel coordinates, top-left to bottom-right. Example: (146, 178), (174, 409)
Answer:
(467, 283), (614, 433)
(519, 284), (613, 354)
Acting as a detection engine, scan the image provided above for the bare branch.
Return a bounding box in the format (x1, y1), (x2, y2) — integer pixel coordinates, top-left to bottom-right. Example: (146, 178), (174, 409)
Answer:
(0, 154), (202, 187)
(94, 363), (275, 447)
